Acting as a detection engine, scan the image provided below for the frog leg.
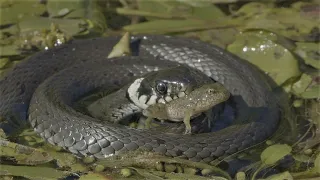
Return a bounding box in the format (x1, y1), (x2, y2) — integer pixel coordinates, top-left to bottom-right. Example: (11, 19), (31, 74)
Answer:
(136, 116), (146, 129)
(204, 110), (213, 129)
(144, 116), (153, 129)
(183, 110), (193, 135)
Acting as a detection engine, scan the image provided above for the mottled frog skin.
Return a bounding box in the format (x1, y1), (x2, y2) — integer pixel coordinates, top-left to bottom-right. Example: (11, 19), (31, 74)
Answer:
(142, 83), (230, 134)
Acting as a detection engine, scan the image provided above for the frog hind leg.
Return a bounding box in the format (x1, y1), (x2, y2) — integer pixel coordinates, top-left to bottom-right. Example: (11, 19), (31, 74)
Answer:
(183, 110), (193, 135)
(145, 116), (153, 129)
(204, 110), (213, 129)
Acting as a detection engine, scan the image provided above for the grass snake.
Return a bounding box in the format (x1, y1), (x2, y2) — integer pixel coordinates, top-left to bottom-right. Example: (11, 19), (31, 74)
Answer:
(0, 35), (280, 162)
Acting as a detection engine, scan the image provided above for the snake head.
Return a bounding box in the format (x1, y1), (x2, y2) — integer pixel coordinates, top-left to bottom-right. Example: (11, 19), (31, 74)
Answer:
(127, 66), (213, 110)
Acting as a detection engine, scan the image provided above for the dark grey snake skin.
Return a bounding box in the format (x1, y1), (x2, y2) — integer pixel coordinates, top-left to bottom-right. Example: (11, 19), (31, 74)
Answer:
(0, 35), (280, 162)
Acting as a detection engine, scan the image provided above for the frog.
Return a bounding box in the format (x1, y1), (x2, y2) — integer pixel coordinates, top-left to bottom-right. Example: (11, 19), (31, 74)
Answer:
(142, 82), (230, 134)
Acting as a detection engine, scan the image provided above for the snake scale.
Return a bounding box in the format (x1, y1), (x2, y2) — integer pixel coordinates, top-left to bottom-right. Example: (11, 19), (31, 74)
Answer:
(0, 35), (280, 162)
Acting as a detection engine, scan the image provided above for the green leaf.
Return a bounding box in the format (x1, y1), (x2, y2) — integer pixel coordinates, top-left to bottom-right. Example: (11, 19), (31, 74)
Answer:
(0, 164), (69, 179)
(234, 2), (271, 17)
(136, 0), (225, 21)
(236, 172), (246, 180)
(116, 8), (186, 19)
(176, 0), (215, 7)
(191, 5), (225, 20)
(293, 154), (314, 163)
(260, 144), (292, 166)
(107, 32), (131, 58)
(19, 17), (87, 37)
(0, 58), (9, 69)
(291, 73), (319, 99)
(314, 153), (320, 173)
(227, 31), (301, 85)
(300, 85), (320, 99)
(123, 19), (240, 34)
(236, 2), (318, 41)
(0, 138), (53, 165)
(0, 24), (19, 37)
(46, 0), (81, 18)
(264, 171), (293, 180)
(79, 172), (109, 180)
(295, 42), (320, 69)
(0, 1), (46, 26)
(0, 45), (21, 56)
(137, 0), (192, 20)
(183, 28), (238, 49)
(291, 152), (320, 178)
(292, 74), (313, 95)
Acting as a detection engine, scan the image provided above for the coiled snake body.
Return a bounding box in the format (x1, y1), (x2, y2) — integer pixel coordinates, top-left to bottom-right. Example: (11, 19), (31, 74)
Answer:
(0, 35), (280, 162)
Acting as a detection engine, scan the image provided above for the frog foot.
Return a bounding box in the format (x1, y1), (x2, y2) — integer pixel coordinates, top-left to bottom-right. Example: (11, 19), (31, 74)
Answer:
(145, 117), (153, 129)
(184, 128), (192, 135)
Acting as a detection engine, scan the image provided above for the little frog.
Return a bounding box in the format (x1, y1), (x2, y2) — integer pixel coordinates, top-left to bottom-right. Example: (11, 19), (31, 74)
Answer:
(142, 82), (230, 134)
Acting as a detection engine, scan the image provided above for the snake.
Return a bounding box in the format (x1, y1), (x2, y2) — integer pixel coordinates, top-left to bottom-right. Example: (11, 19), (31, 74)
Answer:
(0, 35), (280, 162)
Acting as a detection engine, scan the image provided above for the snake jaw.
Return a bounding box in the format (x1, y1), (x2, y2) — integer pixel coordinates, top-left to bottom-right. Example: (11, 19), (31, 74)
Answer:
(127, 77), (160, 109)
(146, 95), (158, 105)
(127, 78), (148, 109)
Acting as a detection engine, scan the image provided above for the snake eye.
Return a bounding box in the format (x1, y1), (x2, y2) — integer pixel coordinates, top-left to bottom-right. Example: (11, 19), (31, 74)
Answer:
(156, 82), (167, 95)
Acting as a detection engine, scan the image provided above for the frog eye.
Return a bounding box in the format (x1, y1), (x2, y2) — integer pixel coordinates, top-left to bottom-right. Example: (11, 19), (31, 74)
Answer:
(156, 82), (167, 95)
